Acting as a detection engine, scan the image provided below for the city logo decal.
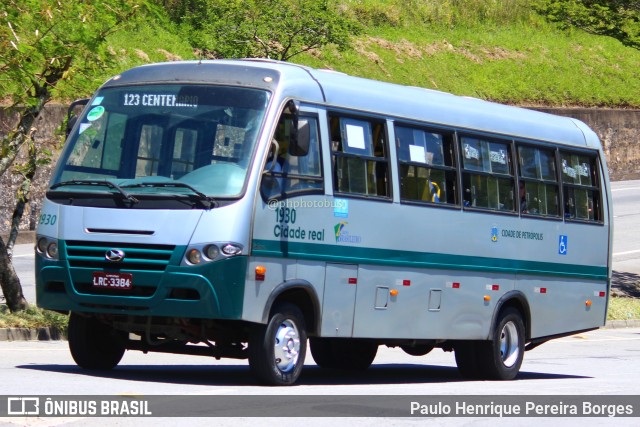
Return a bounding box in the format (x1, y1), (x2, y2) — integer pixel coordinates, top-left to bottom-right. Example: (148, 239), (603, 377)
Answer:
(334, 222), (362, 244)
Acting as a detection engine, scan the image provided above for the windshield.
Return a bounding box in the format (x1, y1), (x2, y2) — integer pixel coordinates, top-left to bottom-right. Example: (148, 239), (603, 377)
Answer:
(50, 84), (270, 202)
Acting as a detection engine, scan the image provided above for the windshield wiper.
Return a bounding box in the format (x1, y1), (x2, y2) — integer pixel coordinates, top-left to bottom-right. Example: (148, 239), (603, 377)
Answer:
(50, 180), (139, 204)
(121, 182), (217, 209)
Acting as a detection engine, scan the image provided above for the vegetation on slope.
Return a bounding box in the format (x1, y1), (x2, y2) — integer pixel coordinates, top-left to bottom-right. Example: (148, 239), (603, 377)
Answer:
(2, 0), (639, 106)
(296, 0), (640, 106)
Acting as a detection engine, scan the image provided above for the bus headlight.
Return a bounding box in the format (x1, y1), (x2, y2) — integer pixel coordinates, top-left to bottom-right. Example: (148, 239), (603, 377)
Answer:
(222, 244), (242, 256)
(35, 236), (59, 260)
(46, 242), (59, 259)
(182, 242), (243, 266)
(186, 248), (203, 265)
(37, 237), (48, 254)
(204, 244), (220, 260)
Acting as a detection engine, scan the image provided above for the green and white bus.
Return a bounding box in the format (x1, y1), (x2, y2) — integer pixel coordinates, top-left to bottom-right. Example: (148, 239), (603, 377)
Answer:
(36, 59), (612, 385)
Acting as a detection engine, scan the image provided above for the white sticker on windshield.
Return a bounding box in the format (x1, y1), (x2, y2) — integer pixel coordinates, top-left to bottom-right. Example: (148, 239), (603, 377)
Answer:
(78, 123), (92, 135)
(91, 96), (104, 106)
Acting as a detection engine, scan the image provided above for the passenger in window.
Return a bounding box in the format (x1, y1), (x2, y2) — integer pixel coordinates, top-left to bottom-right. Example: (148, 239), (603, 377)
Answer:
(519, 181), (527, 213)
(427, 179), (440, 202)
(520, 181), (540, 214)
(266, 125), (288, 172)
(263, 121), (289, 197)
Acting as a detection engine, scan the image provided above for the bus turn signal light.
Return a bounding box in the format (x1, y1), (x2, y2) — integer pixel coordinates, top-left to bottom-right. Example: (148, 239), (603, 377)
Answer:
(255, 265), (266, 281)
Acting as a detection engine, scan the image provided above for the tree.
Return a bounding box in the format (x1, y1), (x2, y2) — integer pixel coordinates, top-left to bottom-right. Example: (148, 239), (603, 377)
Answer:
(536, 0), (640, 49)
(164, 0), (360, 60)
(0, 0), (143, 312)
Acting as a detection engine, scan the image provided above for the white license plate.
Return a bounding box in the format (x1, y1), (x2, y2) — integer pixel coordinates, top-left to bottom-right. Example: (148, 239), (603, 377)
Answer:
(92, 272), (133, 290)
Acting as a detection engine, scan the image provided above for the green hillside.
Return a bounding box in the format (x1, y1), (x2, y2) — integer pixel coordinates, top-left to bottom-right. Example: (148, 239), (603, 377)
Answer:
(295, 1), (640, 107)
(5, 0), (640, 107)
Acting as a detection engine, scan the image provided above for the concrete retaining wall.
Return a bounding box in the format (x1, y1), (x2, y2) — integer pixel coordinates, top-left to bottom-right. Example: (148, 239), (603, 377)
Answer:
(535, 108), (640, 181)
(1, 104), (639, 233)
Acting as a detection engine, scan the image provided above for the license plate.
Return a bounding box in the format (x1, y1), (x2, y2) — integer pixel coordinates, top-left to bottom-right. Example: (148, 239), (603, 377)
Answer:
(92, 272), (133, 290)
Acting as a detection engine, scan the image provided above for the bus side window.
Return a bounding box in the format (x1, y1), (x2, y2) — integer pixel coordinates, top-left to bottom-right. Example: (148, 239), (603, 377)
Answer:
(330, 114), (390, 198)
(460, 136), (515, 211)
(517, 145), (560, 217)
(560, 151), (602, 222)
(260, 113), (323, 201)
(395, 124), (457, 205)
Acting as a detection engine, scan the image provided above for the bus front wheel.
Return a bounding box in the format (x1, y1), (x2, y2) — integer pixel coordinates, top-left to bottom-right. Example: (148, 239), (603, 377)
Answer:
(481, 307), (525, 380)
(68, 312), (125, 370)
(248, 303), (307, 386)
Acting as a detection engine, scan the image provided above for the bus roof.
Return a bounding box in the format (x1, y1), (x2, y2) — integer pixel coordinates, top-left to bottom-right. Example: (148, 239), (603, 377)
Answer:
(103, 59), (598, 150)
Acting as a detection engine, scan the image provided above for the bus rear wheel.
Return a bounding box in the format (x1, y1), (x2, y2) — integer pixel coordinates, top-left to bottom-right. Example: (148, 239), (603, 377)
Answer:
(401, 344), (434, 357)
(309, 338), (341, 369)
(454, 341), (482, 378)
(68, 312), (125, 370)
(248, 303), (307, 386)
(310, 338), (377, 370)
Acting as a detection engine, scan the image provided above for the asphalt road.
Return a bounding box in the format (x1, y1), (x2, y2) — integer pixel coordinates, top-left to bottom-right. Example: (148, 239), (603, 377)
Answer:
(612, 180), (640, 275)
(0, 326), (638, 425)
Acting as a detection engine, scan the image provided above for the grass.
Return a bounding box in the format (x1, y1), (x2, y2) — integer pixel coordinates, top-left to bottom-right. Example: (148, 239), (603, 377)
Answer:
(607, 297), (640, 322)
(0, 305), (68, 335)
(297, 18), (640, 106)
(3, 1), (640, 107)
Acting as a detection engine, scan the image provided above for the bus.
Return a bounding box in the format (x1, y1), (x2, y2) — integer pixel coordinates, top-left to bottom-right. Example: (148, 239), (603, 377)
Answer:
(36, 59), (612, 385)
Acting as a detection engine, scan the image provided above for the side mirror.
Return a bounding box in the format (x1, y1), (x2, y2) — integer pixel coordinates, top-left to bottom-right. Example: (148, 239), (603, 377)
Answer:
(66, 98), (89, 137)
(285, 100), (310, 156)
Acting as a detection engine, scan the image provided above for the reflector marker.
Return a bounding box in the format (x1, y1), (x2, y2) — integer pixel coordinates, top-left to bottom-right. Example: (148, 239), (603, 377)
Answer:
(255, 265), (266, 281)
(486, 284), (500, 291)
(534, 287), (547, 294)
(348, 277), (357, 284)
(446, 282), (461, 289)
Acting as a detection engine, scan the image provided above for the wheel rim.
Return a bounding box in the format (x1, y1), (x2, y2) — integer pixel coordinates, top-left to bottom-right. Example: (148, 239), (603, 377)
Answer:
(273, 319), (301, 373)
(499, 321), (520, 368)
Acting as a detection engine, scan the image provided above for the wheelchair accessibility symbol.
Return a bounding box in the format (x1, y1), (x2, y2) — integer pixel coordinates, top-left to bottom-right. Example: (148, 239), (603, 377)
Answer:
(559, 235), (568, 255)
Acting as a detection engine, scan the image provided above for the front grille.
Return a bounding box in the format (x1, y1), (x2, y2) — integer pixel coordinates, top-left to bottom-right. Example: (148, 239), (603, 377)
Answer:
(65, 240), (176, 271)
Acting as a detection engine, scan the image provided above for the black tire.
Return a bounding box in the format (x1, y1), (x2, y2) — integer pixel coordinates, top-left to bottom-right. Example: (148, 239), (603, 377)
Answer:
(479, 307), (525, 380)
(401, 344), (434, 357)
(454, 341), (482, 379)
(309, 337), (341, 369)
(310, 338), (378, 370)
(248, 303), (307, 386)
(337, 340), (378, 370)
(68, 312), (125, 370)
